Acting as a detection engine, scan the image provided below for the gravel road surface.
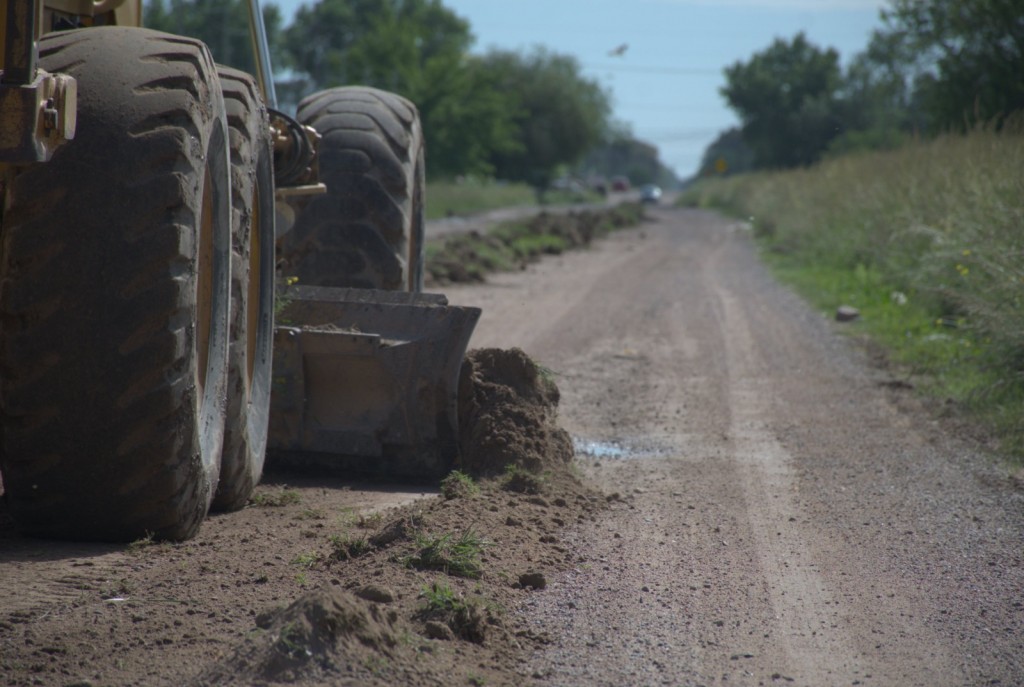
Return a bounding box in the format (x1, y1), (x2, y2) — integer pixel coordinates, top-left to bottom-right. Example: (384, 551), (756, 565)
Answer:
(443, 206), (1024, 686)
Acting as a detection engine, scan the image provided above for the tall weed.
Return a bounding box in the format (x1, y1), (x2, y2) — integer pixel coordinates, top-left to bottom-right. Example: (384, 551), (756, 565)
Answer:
(684, 121), (1024, 454)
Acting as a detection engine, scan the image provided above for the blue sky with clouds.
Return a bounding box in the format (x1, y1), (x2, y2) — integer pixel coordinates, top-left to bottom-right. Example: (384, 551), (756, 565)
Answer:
(273, 0), (888, 178)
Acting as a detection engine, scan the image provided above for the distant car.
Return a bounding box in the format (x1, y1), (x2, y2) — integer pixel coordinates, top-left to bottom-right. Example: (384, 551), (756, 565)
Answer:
(611, 176), (631, 192)
(640, 184), (662, 203)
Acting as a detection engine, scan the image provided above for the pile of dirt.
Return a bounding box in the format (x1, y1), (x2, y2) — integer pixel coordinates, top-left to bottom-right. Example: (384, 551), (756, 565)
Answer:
(193, 587), (399, 686)
(427, 203), (646, 285)
(458, 347), (574, 476)
(188, 349), (605, 686)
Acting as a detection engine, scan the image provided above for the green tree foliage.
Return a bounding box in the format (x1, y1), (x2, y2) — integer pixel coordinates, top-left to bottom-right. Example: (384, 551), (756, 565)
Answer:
(697, 127), (754, 177)
(143, 0), (287, 77)
(721, 33), (843, 169)
(583, 132), (677, 187)
(877, 0), (1024, 131)
(480, 48), (612, 192)
(283, 0), (517, 178)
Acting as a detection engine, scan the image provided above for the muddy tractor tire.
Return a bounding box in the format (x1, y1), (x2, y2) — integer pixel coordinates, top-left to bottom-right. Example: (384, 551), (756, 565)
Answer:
(0, 28), (232, 542)
(280, 86), (426, 292)
(211, 67), (275, 512)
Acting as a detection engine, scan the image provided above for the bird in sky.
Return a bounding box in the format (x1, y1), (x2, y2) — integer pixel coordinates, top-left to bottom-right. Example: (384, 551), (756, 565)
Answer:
(608, 43), (628, 57)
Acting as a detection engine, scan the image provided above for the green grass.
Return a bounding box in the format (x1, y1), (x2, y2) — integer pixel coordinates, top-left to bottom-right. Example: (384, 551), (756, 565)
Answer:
(249, 488), (301, 508)
(440, 470), (480, 500)
(405, 529), (489, 579)
(426, 179), (603, 220)
(291, 551), (322, 569)
(328, 533), (372, 561)
(683, 120), (1024, 458)
(416, 580), (497, 645)
(502, 463), (546, 494)
(426, 180), (536, 220)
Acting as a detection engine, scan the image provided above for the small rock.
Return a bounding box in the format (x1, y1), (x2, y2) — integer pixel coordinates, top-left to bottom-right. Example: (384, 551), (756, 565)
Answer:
(424, 621), (454, 640)
(354, 585), (396, 603)
(519, 572), (547, 589)
(836, 305), (860, 322)
(505, 516), (523, 527)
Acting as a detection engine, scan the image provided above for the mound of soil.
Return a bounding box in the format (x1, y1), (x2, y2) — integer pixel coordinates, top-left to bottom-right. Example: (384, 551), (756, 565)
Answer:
(458, 348), (574, 476)
(187, 349), (605, 686)
(194, 587), (398, 686)
(427, 203), (646, 286)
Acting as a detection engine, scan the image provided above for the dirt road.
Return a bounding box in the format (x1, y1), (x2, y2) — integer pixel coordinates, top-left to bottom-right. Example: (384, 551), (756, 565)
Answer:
(443, 207), (1024, 686)
(1, 207), (1021, 686)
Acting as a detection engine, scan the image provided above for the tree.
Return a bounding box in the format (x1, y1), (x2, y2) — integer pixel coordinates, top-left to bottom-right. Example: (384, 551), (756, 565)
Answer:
(721, 33), (844, 169)
(143, 0), (288, 77)
(582, 132), (677, 187)
(480, 48), (612, 193)
(696, 128), (754, 177)
(282, 0), (518, 178)
(876, 0), (1024, 131)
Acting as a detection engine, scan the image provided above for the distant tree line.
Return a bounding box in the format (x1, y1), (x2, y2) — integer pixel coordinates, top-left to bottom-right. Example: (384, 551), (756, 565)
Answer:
(704, 0), (1024, 176)
(143, 0), (672, 190)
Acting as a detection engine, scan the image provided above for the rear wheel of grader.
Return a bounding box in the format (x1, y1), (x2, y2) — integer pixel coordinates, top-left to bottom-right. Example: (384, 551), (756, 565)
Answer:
(279, 86), (426, 292)
(211, 67), (275, 512)
(0, 27), (232, 541)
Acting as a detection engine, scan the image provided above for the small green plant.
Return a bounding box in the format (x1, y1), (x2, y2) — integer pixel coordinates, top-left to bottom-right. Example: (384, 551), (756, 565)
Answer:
(468, 675), (487, 686)
(502, 463), (545, 494)
(356, 511), (383, 529)
(275, 622), (309, 659)
(126, 531), (157, 553)
(294, 508), (325, 521)
(291, 550), (322, 569)
(405, 528), (488, 578)
(417, 580), (493, 644)
(440, 470), (479, 500)
(329, 533), (371, 561)
(249, 489), (301, 507)
(419, 580), (464, 615)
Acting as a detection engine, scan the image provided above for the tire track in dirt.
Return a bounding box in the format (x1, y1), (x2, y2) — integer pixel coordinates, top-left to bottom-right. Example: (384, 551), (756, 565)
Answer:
(715, 281), (860, 683)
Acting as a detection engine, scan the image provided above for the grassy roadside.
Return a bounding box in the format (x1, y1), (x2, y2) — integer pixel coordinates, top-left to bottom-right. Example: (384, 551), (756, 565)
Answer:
(425, 202), (646, 285)
(426, 179), (603, 220)
(681, 123), (1024, 460)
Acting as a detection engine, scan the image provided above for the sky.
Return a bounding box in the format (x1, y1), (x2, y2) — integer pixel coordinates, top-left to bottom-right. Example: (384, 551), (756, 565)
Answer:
(274, 0), (889, 179)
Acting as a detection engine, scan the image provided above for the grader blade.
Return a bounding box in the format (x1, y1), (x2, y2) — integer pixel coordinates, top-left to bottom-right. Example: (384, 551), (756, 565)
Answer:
(268, 285), (480, 480)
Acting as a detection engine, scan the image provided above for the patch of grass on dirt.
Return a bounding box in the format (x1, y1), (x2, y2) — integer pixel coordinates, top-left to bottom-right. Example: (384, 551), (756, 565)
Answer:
(440, 470), (480, 500)
(249, 488), (301, 508)
(125, 532), (157, 553)
(426, 202), (646, 286)
(417, 580), (495, 644)
(502, 463), (546, 494)
(291, 551), (322, 569)
(405, 529), (489, 579)
(328, 533), (371, 561)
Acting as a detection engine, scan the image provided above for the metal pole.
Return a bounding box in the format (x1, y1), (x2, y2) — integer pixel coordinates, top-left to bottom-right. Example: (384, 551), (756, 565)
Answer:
(246, 0), (277, 109)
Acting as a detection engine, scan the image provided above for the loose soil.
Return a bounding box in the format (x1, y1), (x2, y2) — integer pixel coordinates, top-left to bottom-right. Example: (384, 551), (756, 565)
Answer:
(2, 207), (1023, 686)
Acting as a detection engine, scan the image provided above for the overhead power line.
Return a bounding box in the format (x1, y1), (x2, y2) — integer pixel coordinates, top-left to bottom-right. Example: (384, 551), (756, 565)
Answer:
(582, 62), (721, 76)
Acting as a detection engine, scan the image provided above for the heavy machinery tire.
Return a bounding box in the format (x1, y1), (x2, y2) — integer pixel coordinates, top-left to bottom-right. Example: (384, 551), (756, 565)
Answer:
(280, 86), (426, 292)
(0, 27), (232, 542)
(211, 67), (275, 512)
